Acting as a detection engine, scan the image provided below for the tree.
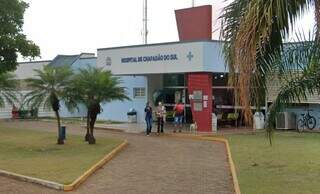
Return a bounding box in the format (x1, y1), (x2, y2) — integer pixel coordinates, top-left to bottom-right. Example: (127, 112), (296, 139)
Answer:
(0, 72), (18, 108)
(266, 36), (320, 132)
(24, 65), (73, 144)
(66, 67), (129, 144)
(220, 0), (317, 127)
(0, 0), (40, 73)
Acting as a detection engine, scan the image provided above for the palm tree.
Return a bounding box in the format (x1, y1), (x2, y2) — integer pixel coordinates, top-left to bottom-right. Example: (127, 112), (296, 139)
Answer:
(24, 65), (73, 144)
(66, 67), (129, 144)
(0, 72), (18, 109)
(220, 0), (319, 127)
(266, 36), (320, 130)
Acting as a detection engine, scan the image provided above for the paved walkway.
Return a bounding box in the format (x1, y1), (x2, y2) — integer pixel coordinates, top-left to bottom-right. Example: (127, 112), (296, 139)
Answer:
(96, 122), (253, 135)
(0, 121), (234, 194)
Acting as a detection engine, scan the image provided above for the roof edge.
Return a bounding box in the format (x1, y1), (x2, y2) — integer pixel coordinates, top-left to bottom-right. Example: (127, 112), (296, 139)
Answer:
(97, 39), (224, 51)
(18, 60), (52, 64)
(79, 57), (97, 59)
(80, 52), (95, 55)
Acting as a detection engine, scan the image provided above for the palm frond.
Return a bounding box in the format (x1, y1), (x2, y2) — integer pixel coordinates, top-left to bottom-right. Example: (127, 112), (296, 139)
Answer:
(267, 62), (320, 128)
(67, 67), (130, 112)
(0, 72), (19, 108)
(221, 0), (313, 124)
(266, 32), (320, 133)
(23, 65), (73, 111)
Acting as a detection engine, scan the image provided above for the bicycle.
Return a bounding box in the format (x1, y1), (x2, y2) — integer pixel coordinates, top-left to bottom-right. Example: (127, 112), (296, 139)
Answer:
(297, 109), (316, 133)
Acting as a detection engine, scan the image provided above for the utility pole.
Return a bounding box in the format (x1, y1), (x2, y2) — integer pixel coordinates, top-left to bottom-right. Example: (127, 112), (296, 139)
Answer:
(192, 0), (195, 7)
(142, 0), (148, 44)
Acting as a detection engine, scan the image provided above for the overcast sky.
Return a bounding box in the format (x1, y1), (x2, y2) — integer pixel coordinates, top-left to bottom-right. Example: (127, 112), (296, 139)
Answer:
(22, 0), (315, 61)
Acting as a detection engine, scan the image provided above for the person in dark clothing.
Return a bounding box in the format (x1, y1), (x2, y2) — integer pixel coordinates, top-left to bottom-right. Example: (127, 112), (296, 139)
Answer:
(144, 102), (153, 136)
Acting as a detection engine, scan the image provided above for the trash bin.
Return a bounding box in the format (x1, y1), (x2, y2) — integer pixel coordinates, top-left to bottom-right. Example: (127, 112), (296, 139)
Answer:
(59, 125), (66, 140)
(127, 109), (137, 123)
(212, 113), (217, 132)
(253, 112), (265, 130)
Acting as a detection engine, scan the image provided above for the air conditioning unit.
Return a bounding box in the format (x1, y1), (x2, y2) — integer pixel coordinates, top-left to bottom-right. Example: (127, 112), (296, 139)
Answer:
(276, 112), (296, 130)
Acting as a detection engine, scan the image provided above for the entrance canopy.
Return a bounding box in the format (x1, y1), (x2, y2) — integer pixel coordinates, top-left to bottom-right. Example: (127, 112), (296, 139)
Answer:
(97, 40), (228, 75)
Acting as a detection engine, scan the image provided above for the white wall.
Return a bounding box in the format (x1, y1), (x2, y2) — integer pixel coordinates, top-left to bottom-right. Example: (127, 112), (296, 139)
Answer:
(14, 61), (51, 79)
(3, 60), (85, 119)
(284, 104), (320, 129)
(0, 61), (55, 119)
(0, 90), (55, 119)
(97, 41), (227, 75)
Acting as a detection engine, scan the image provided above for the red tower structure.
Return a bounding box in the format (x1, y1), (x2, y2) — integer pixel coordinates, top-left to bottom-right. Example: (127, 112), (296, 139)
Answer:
(175, 5), (213, 132)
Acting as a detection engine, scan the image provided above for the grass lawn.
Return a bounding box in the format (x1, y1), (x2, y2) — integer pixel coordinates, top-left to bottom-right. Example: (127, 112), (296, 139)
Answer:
(227, 131), (320, 194)
(0, 127), (123, 184)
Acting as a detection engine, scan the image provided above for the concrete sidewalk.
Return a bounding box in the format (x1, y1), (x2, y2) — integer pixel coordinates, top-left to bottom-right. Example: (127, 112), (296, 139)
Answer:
(95, 122), (254, 135)
(0, 121), (235, 194)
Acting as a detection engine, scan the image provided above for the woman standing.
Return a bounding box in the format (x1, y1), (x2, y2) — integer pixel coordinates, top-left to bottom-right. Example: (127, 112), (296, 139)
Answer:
(144, 102), (153, 136)
(156, 102), (166, 135)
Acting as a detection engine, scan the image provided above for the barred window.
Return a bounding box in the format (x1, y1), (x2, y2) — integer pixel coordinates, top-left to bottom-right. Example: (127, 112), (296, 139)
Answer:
(133, 88), (145, 98)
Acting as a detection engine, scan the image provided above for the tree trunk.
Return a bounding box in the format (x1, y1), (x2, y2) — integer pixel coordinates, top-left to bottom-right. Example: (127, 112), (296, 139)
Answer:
(88, 112), (97, 144)
(87, 103), (100, 144)
(315, 0), (320, 42)
(85, 111), (90, 141)
(55, 110), (64, 145)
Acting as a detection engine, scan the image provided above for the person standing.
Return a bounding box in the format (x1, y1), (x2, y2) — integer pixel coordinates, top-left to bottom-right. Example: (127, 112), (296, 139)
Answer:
(144, 102), (153, 136)
(173, 100), (184, 132)
(156, 102), (166, 135)
(11, 105), (18, 119)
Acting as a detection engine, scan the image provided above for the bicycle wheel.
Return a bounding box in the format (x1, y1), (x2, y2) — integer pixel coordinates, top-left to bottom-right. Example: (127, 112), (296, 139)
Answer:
(307, 116), (316, 130)
(297, 119), (304, 133)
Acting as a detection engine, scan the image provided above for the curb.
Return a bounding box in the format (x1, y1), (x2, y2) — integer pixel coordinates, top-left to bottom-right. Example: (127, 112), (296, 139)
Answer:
(165, 133), (241, 194)
(0, 169), (64, 190)
(64, 140), (128, 191)
(0, 140), (128, 191)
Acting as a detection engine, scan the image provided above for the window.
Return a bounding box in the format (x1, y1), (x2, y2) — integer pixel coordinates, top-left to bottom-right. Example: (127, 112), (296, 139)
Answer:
(212, 73), (228, 86)
(133, 88), (146, 98)
(163, 74), (185, 87)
